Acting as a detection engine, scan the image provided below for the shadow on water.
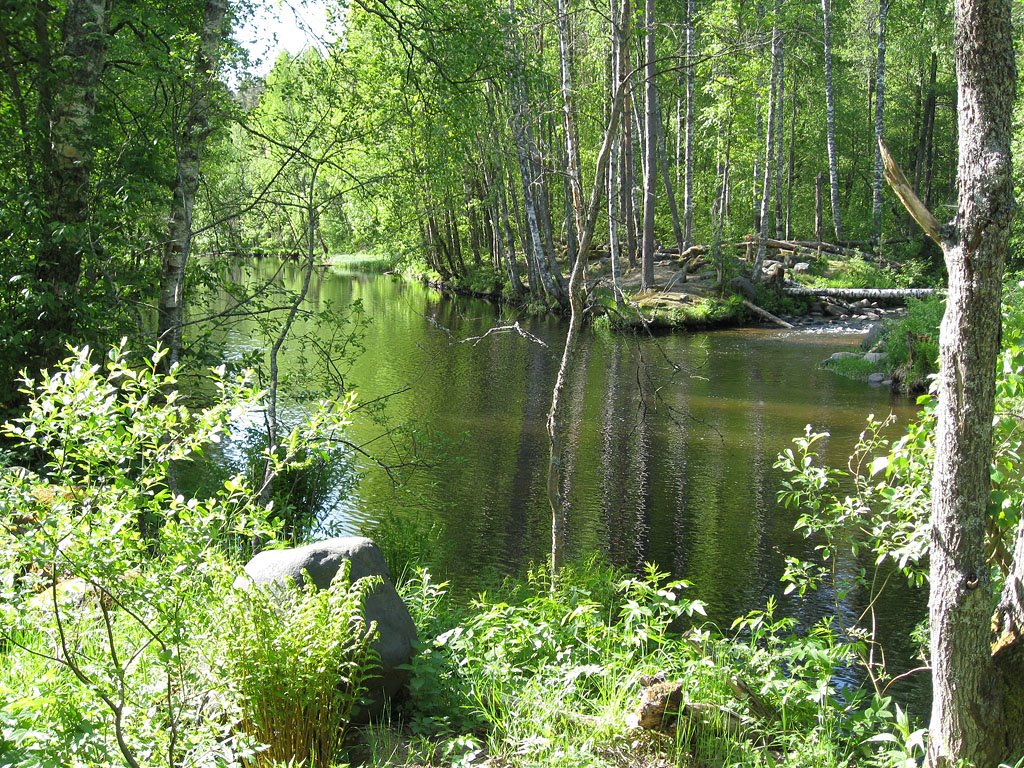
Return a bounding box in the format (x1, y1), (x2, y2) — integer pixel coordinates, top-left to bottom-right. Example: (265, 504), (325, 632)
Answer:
(208, 258), (931, 710)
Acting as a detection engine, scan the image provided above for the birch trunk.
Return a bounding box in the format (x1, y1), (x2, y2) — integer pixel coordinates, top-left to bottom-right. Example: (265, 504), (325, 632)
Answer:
(785, 90), (796, 240)
(37, 0), (110, 335)
(157, 0), (227, 369)
(504, 5), (563, 303)
(821, 0), (843, 240)
(640, 0), (656, 290)
(871, 0), (888, 246)
(752, 5), (781, 281)
(653, 90), (686, 270)
(619, 0), (636, 268)
(555, 0), (584, 232)
(774, 38), (785, 240)
(683, 0), (695, 247)
(607, 0), (624, 306)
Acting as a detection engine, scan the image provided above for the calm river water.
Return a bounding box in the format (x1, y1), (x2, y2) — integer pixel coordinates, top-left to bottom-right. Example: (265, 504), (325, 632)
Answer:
(212, 258), (929, 705)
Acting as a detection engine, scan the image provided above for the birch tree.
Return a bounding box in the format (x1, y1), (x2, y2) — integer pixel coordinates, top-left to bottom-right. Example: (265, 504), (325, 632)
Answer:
(821, 0), (843, 240)
(157, 0), (229, 369)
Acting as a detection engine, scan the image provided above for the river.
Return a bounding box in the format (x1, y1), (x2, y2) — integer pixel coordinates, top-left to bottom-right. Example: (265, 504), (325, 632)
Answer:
(209, 257), (929, 706)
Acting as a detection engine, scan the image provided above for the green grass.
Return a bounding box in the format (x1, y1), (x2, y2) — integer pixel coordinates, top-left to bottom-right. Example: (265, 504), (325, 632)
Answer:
(880, 297), (944, 393)
(792, 255), (935, 290)
(377, 562), (923, 768)
(328, 252), (399, 273)
(823, 354), (885, 382)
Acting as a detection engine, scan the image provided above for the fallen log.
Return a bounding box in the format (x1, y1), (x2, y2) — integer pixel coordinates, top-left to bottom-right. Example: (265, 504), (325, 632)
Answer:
(741, 299), (794, 329)
(782, 286), (937, 301)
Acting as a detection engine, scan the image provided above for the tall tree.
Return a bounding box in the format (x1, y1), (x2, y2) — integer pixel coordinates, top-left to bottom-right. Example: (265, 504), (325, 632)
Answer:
(36, 0), (111, 339)
(871, 0), (888, 246)
(924, 0), (1021, 754)
(753, 0), (782, 280)
(157, 0), (229, 369)
(640, 0), (656, 290)
(880, 0), (1022, 760)
(821, 0), (843, 240)
(682, 0), (695, 247)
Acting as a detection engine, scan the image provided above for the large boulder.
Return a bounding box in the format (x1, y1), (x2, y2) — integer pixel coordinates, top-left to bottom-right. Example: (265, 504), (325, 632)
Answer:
(727, 276), (757, 302)
(240, 537), (417, 711)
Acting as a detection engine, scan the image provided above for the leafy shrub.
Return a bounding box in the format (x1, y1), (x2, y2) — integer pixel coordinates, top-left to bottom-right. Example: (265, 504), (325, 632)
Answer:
(880, 296), (945, 392)
(222, 563), (380, 768)
(0, 343), (357, 767)
(397, 562), (916, 768)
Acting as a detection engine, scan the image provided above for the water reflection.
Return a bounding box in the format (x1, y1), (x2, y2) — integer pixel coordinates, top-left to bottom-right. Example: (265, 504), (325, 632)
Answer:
(207, 258), (929, 705)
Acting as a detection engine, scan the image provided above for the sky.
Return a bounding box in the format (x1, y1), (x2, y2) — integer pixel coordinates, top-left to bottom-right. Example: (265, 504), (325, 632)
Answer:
(235, 0), (332, 76)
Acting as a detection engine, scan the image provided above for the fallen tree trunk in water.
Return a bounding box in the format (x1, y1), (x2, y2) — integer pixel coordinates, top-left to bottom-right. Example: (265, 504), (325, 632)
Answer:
(741, 299), (794, 328)
(782, 286), (937, 300)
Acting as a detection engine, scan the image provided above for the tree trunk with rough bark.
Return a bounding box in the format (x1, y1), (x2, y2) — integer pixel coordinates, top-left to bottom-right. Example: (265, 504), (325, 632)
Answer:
(607, 0), (624, 306)
(774, 36), (786, 240)
(753, 4), (781, 281)
(883, 0), (1024, 762)
(37, 0), (110, 339)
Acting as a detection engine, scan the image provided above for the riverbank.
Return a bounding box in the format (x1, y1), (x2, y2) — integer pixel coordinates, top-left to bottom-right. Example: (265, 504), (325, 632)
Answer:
(399, 253), (925, 336)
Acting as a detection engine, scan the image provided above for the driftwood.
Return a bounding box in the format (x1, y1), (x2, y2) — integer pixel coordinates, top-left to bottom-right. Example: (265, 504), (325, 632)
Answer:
(741, 299), (794, 329)
(626, 680), (745, 737)
(783, 286), (937, 300)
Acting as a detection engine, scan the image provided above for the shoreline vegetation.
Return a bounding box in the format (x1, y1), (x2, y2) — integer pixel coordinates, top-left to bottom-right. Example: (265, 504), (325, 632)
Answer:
(321, 250), (944, 392)
(0, 344), (935, 767)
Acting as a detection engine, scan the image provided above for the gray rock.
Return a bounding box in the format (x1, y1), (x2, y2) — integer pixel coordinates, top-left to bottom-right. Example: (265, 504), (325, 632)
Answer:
(863, 351), (888, 364)
(861, 322), (886, 350)
(868, 372), (887, 386)
(826, 351), (860, 363)
(823, 301), (848, 317)
(727, 276), (757, 301)
(240, 537), (417, 712)
(793, 262), (811, 274)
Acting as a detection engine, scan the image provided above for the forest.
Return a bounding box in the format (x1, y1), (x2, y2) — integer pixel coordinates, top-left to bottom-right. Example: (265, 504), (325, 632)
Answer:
(2, 0), (1024, 766)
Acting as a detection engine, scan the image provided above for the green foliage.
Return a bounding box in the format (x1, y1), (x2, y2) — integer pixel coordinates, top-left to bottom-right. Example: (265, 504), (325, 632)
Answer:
(222, 563), (380, 768)
(243, 428), (358, 546)
(796, 256), (937, 291)
(879, 296), (945, 392)
(776, 288), (1024, 703)
(0, 343), (367, 767)
(0, 344), (273, 766)
(396, 562), (917, 768)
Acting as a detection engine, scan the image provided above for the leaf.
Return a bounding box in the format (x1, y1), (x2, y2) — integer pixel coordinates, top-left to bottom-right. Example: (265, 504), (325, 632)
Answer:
(869, 456), (889, 477)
